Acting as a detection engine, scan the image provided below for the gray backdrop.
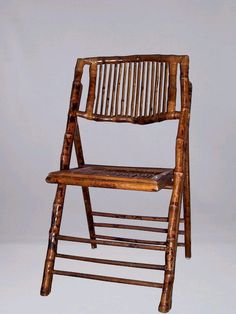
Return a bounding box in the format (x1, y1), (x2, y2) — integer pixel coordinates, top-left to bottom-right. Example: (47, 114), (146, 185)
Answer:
(1, 1), (236, 313)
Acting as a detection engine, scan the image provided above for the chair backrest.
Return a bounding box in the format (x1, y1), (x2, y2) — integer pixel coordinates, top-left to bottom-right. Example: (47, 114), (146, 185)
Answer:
(61, 54), (191, 171)
(74, 54), (190, 124)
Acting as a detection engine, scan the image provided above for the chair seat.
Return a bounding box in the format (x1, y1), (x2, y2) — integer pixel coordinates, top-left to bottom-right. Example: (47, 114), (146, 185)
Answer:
(46, 164), (173, 192)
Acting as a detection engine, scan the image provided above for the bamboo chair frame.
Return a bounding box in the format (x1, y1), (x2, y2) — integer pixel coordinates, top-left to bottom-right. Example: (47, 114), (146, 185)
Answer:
(40, 54), (192, 313)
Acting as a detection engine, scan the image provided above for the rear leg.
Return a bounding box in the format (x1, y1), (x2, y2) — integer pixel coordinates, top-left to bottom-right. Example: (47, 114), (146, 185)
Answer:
(183, 136), (191, 259)
(74, 122), (97, 248)
(82, 187), (97, 249)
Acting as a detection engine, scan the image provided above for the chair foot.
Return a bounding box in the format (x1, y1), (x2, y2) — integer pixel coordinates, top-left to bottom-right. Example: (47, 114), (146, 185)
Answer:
(185, 246), (191, 259)
(40, 288), (51, 297)
(40, 255), (54, 296)
(40, 275), (52, 296)
(158, 297), (172, 313)
(159, 273), (173, 313)
(158, 305), (171, 313)
(183, 138), (192, 261)
(184, 229), (191, 258)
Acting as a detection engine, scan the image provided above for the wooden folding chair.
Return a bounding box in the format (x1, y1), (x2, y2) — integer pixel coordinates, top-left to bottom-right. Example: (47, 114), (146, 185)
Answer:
(40, 54), (192, 313)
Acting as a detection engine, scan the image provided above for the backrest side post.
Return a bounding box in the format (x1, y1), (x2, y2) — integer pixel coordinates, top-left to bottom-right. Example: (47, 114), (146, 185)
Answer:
(167, 62), (177, 112)
(175, 57), (190, 174)
(86, 62), (97, 118)
(60, 60), (84, 170)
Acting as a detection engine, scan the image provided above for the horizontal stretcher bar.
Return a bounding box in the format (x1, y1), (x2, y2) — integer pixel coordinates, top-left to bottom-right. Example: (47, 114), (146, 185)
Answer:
(53, 270), (163, 288)
(58, 235), (166, 251)
(94, 222), (185, 235)
(92, 211), (185, 223)
(95, 234), (185, 247)
(56, 253), (165, 270)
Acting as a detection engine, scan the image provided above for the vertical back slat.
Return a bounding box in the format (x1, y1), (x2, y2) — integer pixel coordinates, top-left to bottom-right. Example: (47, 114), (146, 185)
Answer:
(157, 62), (164, 114)
(153, 62), (159, 115)
(149, 62), (155, 115)
(100, 64), (107, 115)
(110, 64), (118, 116)
(94, 64), (102, 114)
(121, 63), (127, 116)
(125, 63), (132, 116)
(105, 64), (113, 115)
(144, 62), (150, 116)
(115, 63), (123, 115)
(130, 62), (137, 116)
(162, 63), (168, 113)
(134, 62), (141, 117)
(139, 61), (146, 116)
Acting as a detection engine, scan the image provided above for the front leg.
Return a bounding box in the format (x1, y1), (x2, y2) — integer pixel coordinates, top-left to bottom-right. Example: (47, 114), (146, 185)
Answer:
(159, 172), (183, 312)
(40, 184), (66, 296)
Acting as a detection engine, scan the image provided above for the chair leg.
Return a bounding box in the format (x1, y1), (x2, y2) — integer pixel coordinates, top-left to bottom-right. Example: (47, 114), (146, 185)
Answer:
(183, 139), (191, 259)
(159, 174), (183, 313)
(40, 184), (66, 296)
(82, 187), (97, 249)
(158, 213), (180, 312)
(158, 269), (174, 313)
(73, 122), (97, 249)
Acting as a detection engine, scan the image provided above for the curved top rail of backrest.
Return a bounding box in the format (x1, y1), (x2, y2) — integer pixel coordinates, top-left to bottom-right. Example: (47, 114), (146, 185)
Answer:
(74, 54), (190, 124)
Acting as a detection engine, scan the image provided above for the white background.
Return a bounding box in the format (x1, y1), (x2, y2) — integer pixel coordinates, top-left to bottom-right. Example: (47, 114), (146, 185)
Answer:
(1, 1), (236, 313)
